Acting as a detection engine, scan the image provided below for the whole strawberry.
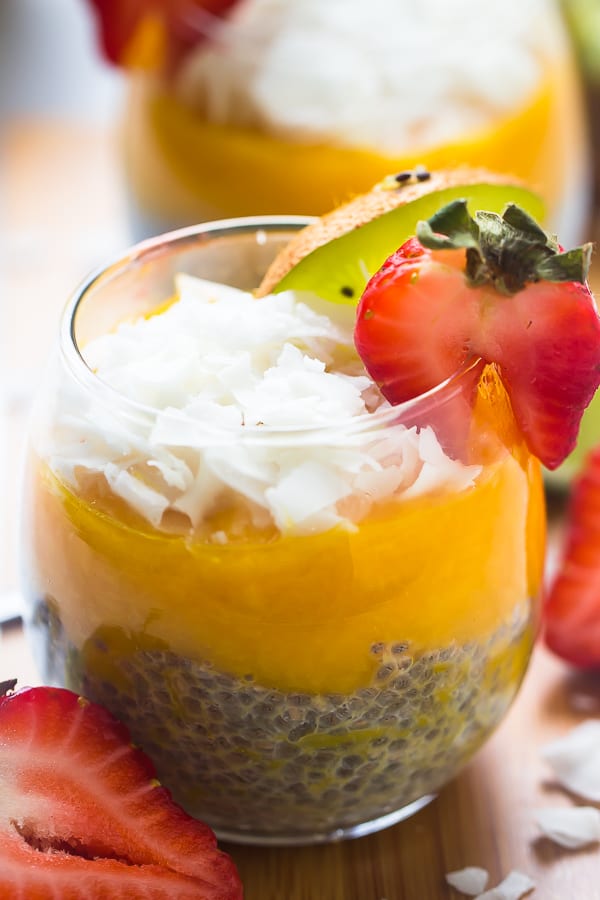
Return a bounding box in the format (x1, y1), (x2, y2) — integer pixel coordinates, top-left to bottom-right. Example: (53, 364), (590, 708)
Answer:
(545, 446), (600, 668)
(354, 200), (600, 470)
(0, 682), (243, 899)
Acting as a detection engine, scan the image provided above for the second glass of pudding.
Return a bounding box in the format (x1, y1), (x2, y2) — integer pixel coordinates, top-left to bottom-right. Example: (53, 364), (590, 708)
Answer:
(122, 0), (589, 246)
(22, 218), (546, 844)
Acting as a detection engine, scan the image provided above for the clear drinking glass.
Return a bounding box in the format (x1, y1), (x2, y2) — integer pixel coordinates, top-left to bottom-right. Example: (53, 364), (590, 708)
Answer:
(21, 218), (546, 845)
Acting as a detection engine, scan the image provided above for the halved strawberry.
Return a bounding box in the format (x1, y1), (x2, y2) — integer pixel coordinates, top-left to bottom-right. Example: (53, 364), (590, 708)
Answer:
(354, 200), (600, 470)
(86, 0), (240, 71)
(545, 447), (600, 668)
(0, 683), (242, 899)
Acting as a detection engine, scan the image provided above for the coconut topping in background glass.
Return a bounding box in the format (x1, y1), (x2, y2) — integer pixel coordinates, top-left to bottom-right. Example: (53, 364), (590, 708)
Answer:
(93, 0), (589, 251)
(176, 0), (554, 154)
(45, 277), (480, 536)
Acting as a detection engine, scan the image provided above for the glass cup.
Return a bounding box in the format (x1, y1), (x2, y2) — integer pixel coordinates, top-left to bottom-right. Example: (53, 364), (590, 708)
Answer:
(121, 0), (589, 246)
(21, 218), (546, 845)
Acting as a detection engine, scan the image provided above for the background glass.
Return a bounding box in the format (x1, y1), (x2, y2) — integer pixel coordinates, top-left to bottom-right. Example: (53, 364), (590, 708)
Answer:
(120, 0), (590, 250)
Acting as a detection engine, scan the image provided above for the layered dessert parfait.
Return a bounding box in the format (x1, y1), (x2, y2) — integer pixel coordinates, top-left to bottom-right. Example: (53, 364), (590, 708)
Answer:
(21, 174), (600, 843)
(87, 0), (589, 243)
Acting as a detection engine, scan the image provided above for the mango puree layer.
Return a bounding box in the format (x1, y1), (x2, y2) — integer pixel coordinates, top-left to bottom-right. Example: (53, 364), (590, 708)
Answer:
(30, 441), (544, 696)
(122, 53), (584, 224)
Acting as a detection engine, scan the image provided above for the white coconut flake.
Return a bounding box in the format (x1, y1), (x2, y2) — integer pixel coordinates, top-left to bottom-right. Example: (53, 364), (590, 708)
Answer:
(445, 866), (489, 895)
(265, 460), (352, 532)
(171, 462), (226, 527)
(103, 464), (170, 528)
(146, 455), (194, 491)
(541, 720), (600, 801)
(475, 870), (535, 900)
(43, 277), (484, 534)
(402, 428), (481, 500)
(534, 806), (600, 849)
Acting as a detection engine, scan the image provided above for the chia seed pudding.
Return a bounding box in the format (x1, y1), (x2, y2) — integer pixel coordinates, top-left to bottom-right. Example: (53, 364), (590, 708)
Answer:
(30, 594), (534, 839)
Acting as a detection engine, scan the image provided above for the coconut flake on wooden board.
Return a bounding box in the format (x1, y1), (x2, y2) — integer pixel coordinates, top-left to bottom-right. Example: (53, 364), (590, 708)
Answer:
(445, 866), (489, 895)
(541, 720), (600, 801)
(534, 806), (600, 849)
(445, 869), (535, 899)
(474, 870), (535, 900)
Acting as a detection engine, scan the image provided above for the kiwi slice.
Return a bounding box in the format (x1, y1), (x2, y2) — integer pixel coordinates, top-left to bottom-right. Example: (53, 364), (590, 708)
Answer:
(257, 169), (545, 303)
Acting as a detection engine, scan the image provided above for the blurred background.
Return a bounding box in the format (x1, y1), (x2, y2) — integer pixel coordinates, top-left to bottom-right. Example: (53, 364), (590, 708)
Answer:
(0, 0), (122, 122)
(1, 0), (127, 624)
(2, 0), (600, 626)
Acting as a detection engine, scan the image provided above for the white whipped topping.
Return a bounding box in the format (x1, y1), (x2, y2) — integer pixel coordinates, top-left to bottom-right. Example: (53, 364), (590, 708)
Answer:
(44, 277), (481, 535)
(176, 0), (559, 155)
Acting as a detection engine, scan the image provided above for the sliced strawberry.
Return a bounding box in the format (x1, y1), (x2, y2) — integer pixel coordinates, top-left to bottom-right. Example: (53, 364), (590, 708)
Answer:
(545, 446), (600, 668)
(354, 201), (600, 470)
(86, 0), (240, 70)
(0, 684), (242, 899)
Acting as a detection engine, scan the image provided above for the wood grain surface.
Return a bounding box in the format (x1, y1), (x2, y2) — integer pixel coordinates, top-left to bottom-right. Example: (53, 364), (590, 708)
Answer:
(3, 122), (600, 900)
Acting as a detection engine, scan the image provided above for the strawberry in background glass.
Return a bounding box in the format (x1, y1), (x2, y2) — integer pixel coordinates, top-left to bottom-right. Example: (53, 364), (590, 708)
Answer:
(86, 0), (240, 72)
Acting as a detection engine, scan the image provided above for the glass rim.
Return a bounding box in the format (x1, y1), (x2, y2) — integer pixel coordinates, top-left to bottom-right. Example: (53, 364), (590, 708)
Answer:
(59, 215), (483, 437)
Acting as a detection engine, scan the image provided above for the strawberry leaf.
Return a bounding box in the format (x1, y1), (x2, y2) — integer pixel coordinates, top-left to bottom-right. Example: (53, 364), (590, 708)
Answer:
(501, 202), (550, 243)
(537, 244), (593, 283)
(418, 200), (592, 295)
(416, 199), (479, 250)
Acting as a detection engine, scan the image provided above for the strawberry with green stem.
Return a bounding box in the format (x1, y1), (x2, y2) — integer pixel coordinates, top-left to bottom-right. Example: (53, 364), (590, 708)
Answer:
(0, 682), (243, 899)
(354, 200), (600, 470)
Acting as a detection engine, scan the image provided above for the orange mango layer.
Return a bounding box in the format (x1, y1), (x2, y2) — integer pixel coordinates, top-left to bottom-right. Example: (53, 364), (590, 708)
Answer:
(122, 52), (585, 225)
(29, 444), (544, 695)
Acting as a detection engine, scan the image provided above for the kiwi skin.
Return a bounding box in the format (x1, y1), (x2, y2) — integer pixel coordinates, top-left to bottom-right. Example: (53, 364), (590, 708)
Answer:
(256, 168), (545, 301)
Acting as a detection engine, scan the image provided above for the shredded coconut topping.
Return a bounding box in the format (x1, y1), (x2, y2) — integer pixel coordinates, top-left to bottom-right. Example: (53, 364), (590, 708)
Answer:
(176, 0), (559, 155)
(45, 277), (481, 535)
(541, 720), (600, 801)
